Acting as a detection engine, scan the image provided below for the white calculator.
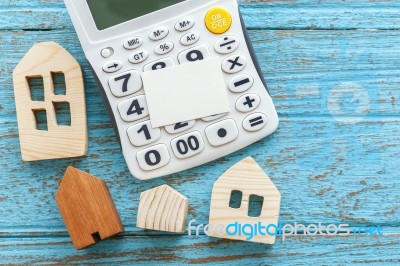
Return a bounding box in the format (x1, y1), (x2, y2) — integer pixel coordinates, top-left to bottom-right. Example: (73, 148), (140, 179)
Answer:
(64, 0), (279, 180)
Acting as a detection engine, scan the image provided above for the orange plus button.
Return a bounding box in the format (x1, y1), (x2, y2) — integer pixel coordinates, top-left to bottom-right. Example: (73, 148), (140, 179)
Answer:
(205, 7), (232, 34)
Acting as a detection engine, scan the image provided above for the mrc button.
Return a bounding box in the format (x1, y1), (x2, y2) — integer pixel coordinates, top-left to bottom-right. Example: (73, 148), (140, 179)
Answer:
(205, 7), (232, 34)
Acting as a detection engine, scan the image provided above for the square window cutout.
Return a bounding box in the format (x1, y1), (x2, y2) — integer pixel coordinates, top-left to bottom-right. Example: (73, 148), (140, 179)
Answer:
(142, 58), (230, 128)
(28, 76), (45, 101)
(33, 109), (48, 130)
(52, 72), (66, 95)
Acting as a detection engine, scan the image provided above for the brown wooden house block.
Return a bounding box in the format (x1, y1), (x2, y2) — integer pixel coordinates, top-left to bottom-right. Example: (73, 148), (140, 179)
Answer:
(208, 157), (281, 244)
(137, 185), (188, 233)
(13, 42), (87, 161)
(56, 166), (124, 249)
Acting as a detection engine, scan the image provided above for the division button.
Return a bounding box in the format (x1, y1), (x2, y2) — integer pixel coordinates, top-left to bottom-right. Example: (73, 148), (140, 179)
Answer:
(236, 94), (261, 113)
(243, 113), (268, 132)
(228, 74), (254, 93)
(123, 36), (143, 50)
(149, 26), (169, 41)
(175, 18), (195, 31)
(136, 144), (170, 171)
(129, 50), (149, 64)
(205, 7), (232, 34)
(214, 36), (239, 54)
(205, 119), (239, 146)
(103, 60), (123, 73)
(180, 32), (200, 46)
(222, 55), (246, 74)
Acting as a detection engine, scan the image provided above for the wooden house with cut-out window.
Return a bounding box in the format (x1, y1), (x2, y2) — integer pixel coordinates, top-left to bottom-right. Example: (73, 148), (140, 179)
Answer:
(208, 157), (281, 244)
(13, 42), (87, 161)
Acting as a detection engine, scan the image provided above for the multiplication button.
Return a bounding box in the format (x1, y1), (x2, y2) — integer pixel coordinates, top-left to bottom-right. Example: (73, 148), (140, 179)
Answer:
(214, 36), (239, 54)
(205, 119), (239, 146)
(171, 131), (205, 159)
(137, 144), (170, 171)
(243, 113), (267, 132)
(222, 55), (246, 73)
(228, 74), (254, 93)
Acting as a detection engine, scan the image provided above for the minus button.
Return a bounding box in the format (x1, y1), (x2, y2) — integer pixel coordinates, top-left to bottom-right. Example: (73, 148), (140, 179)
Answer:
(228, 74), (254, 93)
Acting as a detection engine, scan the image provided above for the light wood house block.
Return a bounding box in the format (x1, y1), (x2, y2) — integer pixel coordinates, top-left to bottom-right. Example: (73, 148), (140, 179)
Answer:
(137, 185), (188, 233)
(13, 42), (87, 161)
(56, 166), (124, 249)
(208, 157), (281, 244)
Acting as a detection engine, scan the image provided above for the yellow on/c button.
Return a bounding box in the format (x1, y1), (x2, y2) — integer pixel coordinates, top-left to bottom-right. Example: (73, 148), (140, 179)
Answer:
(205, 7), (232, 34)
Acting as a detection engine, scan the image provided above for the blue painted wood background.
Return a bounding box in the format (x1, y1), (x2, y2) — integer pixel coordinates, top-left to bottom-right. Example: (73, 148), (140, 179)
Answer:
(1, 0), (400, 264)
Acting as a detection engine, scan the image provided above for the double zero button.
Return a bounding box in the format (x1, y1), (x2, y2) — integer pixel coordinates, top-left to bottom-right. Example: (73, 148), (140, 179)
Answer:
(171, 131), (205, 159)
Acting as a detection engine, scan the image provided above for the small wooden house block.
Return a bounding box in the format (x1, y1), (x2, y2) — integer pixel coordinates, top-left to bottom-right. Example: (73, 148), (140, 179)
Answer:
(137, 185), (188, 233)
(13, 42), (87, 161)
(56, 166), (124, 249)
(208, 157), (281, 244)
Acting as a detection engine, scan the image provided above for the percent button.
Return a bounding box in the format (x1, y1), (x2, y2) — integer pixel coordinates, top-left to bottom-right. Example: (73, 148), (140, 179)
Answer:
(155, 41), (174, 55)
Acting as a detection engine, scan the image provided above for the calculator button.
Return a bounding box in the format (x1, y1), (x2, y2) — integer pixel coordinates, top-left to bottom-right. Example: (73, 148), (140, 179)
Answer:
(103, 60), (123, 73)
(149, 26), (169, 41)
(178, 45), (210, 64)
(243, 113), (268, 132)
(118, 95), (149, 122)
(205, 119), (239, 147)
(214, 36), (239, 54)
(236, 94), (261, 113)
(171, 131), (205, 159)
(201, 113), (228, 122)
(108, 70), (142, 97)
(175, 18), (195, 32)
(137, 144), (170, 171)
(155, 41), (174, 55)
(128, 50), (149, 64)
(123, 36), (143, 50)
(205, 7), (232, 34)
(222, 55), (246, 74)
(127, 120), (161, 147)
(228, 74), (254, 93)
(101, 47), (113, 58)
(165, 120), (195, 134)
(143, 57), (175, 71)
(180, 32), (200, 46)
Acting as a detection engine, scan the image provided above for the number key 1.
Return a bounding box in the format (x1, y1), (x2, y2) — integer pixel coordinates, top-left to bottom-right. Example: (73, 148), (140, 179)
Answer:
(109, 70), (142, 97)
(127, 120), (161, 147)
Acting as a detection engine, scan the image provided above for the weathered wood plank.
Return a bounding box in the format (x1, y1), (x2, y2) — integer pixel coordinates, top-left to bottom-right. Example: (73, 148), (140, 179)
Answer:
(0, 234), (399, 264)
(1, 1), (400, 30)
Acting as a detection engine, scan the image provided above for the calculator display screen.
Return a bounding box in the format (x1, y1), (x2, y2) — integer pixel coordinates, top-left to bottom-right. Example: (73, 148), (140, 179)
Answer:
(87, 0), (184, 30)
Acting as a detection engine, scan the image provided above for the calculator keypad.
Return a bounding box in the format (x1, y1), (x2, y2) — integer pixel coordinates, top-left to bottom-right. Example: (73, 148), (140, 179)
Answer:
(127, 120), (161, 147)
(118, 95), (149, 122)
(137, 144), (170, 171)
(109, 70), (142, 97)
(171, 131), (205, 159)
(97, 5), (276, 179)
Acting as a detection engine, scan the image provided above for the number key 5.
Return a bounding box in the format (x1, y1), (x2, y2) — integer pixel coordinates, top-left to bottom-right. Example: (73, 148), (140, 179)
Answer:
(109, 70), (142, 97)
